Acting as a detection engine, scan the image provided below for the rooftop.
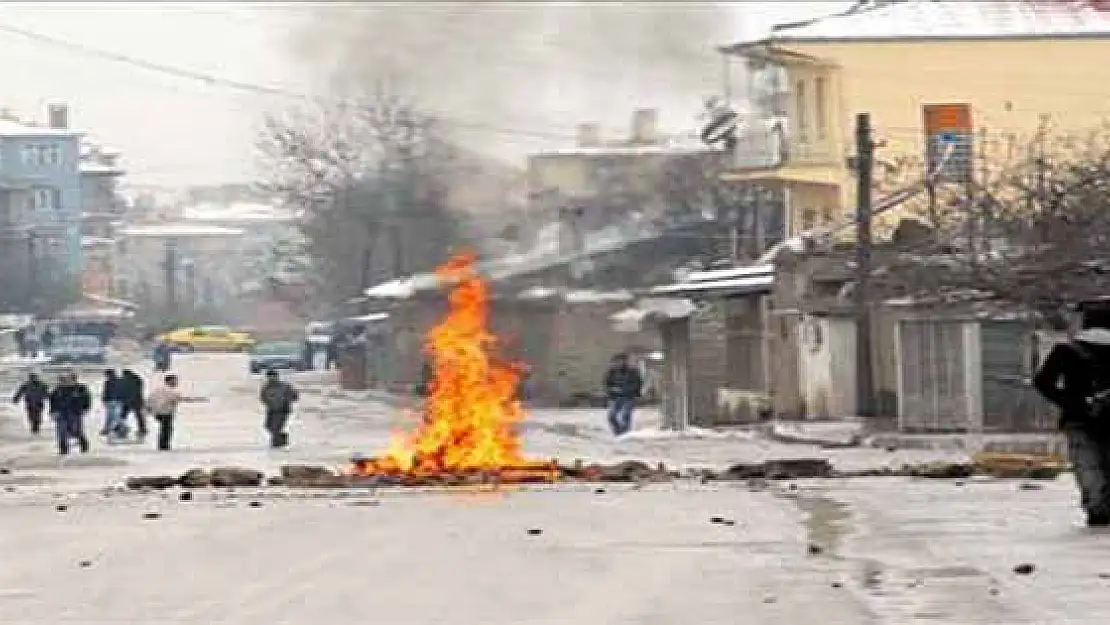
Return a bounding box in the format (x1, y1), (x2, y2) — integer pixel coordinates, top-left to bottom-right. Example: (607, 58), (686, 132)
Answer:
(0, 118), (83, 138)
(738, 0), (1110, 45)
(532, 137), (714, 158)
(120, 222), (245, 238)
(182, 201), (300, 223)
(79, 162), (125, 176)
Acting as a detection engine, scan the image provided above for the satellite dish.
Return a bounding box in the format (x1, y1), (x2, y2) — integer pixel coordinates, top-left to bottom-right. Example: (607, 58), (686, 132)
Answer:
(699, 97), (738, 149)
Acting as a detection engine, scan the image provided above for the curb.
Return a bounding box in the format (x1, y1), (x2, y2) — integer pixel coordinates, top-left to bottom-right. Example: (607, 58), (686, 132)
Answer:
(758, 422), (865, 449)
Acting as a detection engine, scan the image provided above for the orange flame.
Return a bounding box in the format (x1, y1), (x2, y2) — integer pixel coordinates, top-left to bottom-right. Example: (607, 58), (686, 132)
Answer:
(352, 252), (558, 482)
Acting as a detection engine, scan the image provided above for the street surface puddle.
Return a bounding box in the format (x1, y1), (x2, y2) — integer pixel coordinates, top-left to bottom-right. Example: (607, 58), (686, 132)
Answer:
(791, 491), (851, 558)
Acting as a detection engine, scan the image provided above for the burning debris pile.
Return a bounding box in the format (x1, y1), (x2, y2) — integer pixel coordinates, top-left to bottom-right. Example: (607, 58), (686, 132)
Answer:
(349, 252), (561, 484)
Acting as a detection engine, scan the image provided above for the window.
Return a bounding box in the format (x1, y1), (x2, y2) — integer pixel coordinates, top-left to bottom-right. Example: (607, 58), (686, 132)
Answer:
(802, 207), (817, 232)
(794, 80), (809, 143)
(20, 142), (63, 167)
(814, 77), (828, 140)
(39, 144), (61, 166)
(27, 186), (61, 211)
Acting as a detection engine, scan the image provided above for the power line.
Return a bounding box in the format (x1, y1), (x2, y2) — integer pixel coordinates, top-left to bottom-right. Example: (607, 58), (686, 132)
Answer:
(0, 21), (609, 143)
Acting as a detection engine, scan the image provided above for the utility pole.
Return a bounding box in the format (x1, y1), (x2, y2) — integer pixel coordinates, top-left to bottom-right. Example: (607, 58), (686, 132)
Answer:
(163, 239), (178, 313)
(26, 232), (38, 309)
(854, 112), (876, 418)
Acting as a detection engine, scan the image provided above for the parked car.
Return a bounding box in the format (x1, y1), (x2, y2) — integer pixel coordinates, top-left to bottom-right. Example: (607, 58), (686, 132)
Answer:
(248, 341), (306, 374)
(47, 334), (107, 365)
(158, 326), (255, 352)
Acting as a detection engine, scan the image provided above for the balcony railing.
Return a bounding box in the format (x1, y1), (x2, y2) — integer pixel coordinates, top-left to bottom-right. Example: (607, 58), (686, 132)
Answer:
(732, 124), (838, 171)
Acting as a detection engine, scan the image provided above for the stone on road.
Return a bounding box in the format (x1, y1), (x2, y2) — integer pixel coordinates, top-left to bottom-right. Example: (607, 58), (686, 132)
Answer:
(0, 486), (867, 624)
(1, 352), (1107, 623)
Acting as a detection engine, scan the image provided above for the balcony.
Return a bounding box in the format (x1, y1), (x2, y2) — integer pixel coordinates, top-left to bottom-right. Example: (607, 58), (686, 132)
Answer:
(732, 123), (838, 171)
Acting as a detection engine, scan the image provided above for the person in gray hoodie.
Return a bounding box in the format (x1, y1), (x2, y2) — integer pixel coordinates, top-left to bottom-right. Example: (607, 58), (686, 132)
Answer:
(1035, 299), (1110, 527)
(260, 369), (299, 449)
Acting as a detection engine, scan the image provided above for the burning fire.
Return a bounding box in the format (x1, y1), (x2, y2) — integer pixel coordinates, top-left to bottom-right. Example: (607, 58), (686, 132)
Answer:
(352, 252), (559, 483)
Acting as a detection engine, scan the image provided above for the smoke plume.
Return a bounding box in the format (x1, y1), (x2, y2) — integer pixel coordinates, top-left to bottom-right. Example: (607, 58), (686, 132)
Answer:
(284, 3), (743, 157)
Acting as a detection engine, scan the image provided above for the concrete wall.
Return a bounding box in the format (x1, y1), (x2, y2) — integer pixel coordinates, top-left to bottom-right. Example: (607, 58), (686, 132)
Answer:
(375, 295), (655, 406)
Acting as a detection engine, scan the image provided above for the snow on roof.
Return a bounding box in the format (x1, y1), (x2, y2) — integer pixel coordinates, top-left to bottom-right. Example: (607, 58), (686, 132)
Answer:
(80, 162), (125, 176)
(682, 263), (776, 284)
(563, 290), (635, 304)
(650, 273), (775, 296)
(183, 202), (299, 223)
(347, 312), (389, 323)
(0, 119), (83, 137)
(364, 273), (441, 299)
(756, 1), (1110, 43)
(83, 293), (139, 310)
(80, 236), (114, 247)
(650, 263), (775, 296)
(120, 223), (245, 238)
(533, 139), (715, 159)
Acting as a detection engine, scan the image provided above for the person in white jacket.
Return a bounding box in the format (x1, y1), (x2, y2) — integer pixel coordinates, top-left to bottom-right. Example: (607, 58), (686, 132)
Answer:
(145, 374), (206, 451)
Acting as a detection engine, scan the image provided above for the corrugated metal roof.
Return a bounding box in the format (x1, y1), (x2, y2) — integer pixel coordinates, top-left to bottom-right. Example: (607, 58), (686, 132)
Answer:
(753, 1), (1110, 43)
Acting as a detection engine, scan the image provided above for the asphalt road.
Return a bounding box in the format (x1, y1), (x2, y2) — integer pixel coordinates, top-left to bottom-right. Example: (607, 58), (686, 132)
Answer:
(0, 353), (1101, 624)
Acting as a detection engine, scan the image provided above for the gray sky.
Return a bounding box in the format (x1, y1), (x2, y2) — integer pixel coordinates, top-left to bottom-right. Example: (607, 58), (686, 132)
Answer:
(0, 2), (846, 190)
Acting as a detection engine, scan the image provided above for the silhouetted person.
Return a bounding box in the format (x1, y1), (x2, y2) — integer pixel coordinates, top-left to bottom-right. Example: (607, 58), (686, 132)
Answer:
(12, 372), (49, 434)
(1035, 299), (1110, 527)
(100, 369), (127, 441)
(49, 371), (91, 456)
(260, 369), (298, 448)
(119, 369), (147, 442)
(603, 353), (643, 436)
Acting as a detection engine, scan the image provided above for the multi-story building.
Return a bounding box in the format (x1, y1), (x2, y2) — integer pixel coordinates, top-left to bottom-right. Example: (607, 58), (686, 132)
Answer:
(717, 0), (1110, 238)
(80, 140), (126, 297)
(0, 104), (84, 275)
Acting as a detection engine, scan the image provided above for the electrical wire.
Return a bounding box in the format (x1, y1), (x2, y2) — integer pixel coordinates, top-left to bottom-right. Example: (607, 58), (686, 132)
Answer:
(0, 20), (706, 144)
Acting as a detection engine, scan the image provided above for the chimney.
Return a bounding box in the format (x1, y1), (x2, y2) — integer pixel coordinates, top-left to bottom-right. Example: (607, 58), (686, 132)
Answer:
(46, 103), (69, 130)
(630, 108), (659, 145)
(576, 123), (601, 148)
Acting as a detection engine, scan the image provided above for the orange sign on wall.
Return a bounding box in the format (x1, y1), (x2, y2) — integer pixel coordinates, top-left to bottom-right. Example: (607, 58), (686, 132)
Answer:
(923, 103), (972, 133)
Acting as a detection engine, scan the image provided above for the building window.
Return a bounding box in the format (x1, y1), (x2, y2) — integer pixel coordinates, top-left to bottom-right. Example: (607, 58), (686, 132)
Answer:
(802, 207), (817, 232)
(27, 186), (61, 211)
(20, 143), (63, 166)
(794, 80), (809, 143)
(814, 77), (828, 140)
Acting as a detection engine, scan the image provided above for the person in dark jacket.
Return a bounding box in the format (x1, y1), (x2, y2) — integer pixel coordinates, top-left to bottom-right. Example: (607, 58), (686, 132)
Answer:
(48, 371), (92, 456)
(603, 353), (643, 436)
(40, 326), (55, 353)
(119, 369), (147, 442)
(260, 369), (299, 448)
(414, 361), (435, 398)
(1035, 299), (1110, 527)
(152, 341), (172, 372)
(14, 327), (26, 358)
(100, 369), (127, 441)
(12, 372), (49, 434)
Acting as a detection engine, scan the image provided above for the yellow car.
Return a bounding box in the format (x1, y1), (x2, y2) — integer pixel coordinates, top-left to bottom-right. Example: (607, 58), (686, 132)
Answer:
(158, 326), (256, 352)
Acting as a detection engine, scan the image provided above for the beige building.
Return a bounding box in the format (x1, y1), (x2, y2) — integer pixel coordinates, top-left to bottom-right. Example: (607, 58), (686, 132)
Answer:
(719, 0), (1110, 238)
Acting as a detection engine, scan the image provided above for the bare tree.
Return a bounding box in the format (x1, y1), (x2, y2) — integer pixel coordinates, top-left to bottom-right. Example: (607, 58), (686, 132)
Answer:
(257, 87), (465, 308)
(877, 127), (1110, 320)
